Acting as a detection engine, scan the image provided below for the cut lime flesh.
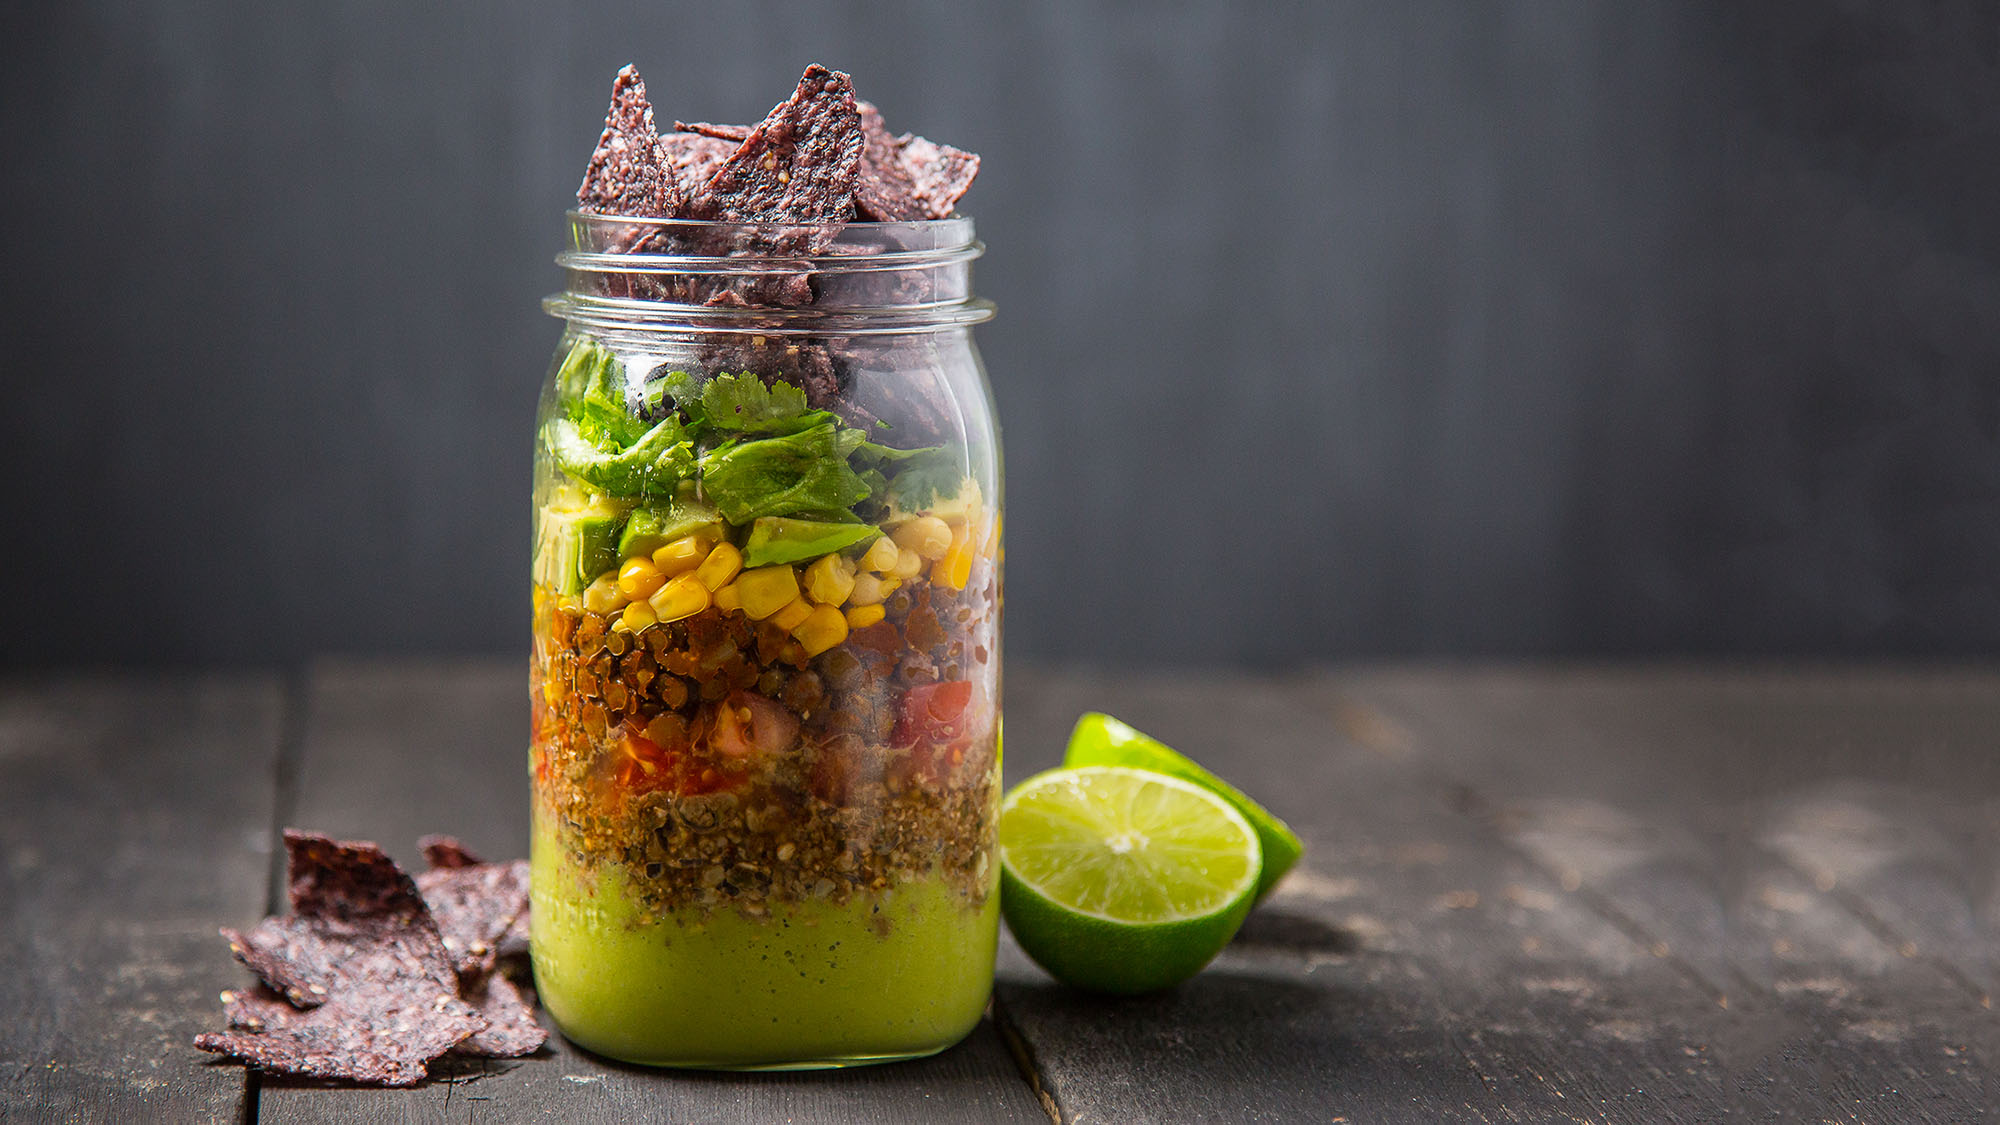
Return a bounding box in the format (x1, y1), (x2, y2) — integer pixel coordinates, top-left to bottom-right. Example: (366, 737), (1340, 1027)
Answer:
(1064, 712), (1303, 900)
(999, 766), (1260, 994)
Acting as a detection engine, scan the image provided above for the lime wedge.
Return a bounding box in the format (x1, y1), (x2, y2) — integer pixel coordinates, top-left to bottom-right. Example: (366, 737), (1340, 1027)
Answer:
(1064, 712), (1303, 900)
(999, 765), (1261, 994)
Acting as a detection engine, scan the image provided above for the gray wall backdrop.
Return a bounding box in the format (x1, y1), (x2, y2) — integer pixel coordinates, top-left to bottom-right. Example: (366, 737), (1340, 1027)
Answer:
(4, 2), (1998, 668)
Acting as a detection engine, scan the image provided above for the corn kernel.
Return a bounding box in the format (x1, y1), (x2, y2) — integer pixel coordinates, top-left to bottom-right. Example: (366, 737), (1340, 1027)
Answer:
(804, 553), (857, 605)
(770, 597), (814, 632)
(847, 571), (899, 607)
(893, 515), (953, 561)
(892, 545), (925, 580)
(648, 572), (711, 623)
(617, 557), (667, 601)
(652, 534), (713, 578)
(714, 582), (742, 613)
(695, 542), (744, 591)
(844, 603), (885, 629)
(621, 599), (659, 631)
(794, 604), (850, 657)
(734, 565), (801, 620)
(932, 525), (974, 591)
(859, 536), (900, 574)
(582, 573), (628, 615)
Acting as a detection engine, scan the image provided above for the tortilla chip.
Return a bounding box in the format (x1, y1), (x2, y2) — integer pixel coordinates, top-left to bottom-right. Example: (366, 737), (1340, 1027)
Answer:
(197, 984), (484, 1087)
(196, 831), (490, 1084)
(418, 834), (482, 869)
(453, 973), (548, 1058)
(658, 132), (740, 204)
(577, 65), (681, 217)
(895, 133), (979, 220)
(688, 64), (863, 243)
(851, 101), (925, 222)
(416, 856), (531, 980)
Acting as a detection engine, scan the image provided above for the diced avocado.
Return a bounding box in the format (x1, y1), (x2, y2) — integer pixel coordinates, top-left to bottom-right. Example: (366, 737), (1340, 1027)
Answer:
(534, 500), (626, 595)
(740, 517), (881, 568)
(618, 499), (724, 559)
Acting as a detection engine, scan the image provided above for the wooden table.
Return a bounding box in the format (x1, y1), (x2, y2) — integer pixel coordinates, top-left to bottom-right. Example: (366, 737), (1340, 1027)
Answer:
(4, 662), (1995, 1123)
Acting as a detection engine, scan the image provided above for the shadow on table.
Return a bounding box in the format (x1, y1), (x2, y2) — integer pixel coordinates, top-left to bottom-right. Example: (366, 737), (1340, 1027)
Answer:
(993, 964), (1456, 1120)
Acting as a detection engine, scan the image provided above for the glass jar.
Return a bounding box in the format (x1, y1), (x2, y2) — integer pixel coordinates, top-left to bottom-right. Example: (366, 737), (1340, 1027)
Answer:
(527, 213), (1001, 1069)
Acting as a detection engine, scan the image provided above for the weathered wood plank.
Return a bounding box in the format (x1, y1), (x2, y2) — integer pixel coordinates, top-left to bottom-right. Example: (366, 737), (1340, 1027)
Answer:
(259, 658), (1047, 1125)
(996, 668), (1727, 1124)
(1316, 665), (2000, 1121)
(0, 674), (282, 1124)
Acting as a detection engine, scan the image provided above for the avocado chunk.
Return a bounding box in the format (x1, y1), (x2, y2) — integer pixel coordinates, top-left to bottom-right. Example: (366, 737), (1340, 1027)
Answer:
(534, 499), (625, 595)
(618, 499), (724, 559)
(740, 517), (881, 568)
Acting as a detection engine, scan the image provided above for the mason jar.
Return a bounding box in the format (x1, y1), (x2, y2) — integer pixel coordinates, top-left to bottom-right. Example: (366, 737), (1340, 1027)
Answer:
(527, 212), (1001, 1069)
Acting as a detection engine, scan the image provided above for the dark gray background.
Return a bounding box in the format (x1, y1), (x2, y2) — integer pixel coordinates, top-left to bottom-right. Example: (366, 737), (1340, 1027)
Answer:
(4, 1), (1997, 669)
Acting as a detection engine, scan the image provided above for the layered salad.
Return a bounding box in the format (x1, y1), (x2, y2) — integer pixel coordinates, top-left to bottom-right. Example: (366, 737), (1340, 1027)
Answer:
(530, 62), (997, 1067)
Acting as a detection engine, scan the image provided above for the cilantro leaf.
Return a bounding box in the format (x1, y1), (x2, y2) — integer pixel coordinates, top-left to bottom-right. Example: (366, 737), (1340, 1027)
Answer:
(699, 372), (834, 435)
(697, 423), (873, 524)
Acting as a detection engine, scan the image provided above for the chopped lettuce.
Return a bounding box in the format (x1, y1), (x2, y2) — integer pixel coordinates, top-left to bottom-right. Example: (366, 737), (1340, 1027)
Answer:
(545, 415), (693, 500)
(698, 423), (872, 524)
(546, 342), (968, 533)
(556, 337), (649, 448)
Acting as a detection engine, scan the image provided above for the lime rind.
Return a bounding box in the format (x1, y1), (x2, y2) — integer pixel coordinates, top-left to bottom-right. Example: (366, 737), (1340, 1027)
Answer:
(1064, 712), (1304, 900)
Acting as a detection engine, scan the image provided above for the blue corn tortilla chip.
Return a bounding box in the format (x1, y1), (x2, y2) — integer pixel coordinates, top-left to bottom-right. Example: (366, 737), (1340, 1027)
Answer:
(578, 65), (682, 217)
(197, 983), (484, 1087)
(454, 972), (547, 1058)
(196, 832), (487, 1085)
(688, 64), (863, 246)
(414, 835), (531, 981)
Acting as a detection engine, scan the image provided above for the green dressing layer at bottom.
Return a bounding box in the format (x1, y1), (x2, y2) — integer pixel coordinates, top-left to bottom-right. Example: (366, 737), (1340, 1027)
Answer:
(530, 810), (999, 1068)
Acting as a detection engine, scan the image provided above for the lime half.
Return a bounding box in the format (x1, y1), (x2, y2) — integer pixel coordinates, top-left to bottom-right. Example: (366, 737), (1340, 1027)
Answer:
(1065, 712), (1303, 900)
(1000, 765), (1261, 994)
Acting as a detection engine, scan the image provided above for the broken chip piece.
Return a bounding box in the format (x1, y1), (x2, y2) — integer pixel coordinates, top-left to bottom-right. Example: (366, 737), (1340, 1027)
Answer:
(414, 835), (532, 980)
(197, 983), (484, 1088)
(196, 830), (544, 1086)
(893, 131), (979, 221)
(455, 973), (548, 1058)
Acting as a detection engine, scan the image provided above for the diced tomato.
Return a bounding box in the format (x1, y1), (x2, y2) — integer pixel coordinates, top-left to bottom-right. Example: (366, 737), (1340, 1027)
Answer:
(889, 680), (990, 790)
(612, 730), (680, 794)
(893, 680), (974, 748)
(710, 691), (801, 759)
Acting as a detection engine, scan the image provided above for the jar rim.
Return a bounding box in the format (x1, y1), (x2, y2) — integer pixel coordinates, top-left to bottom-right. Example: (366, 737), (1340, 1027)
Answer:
(548, 210), (993, 334)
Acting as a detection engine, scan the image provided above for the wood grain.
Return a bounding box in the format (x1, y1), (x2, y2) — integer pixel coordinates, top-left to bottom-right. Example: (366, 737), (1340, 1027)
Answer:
(0, 674), (282, 1124)
(1316, 665), (2000, 1122)
(257, 658), (1048, 1125)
